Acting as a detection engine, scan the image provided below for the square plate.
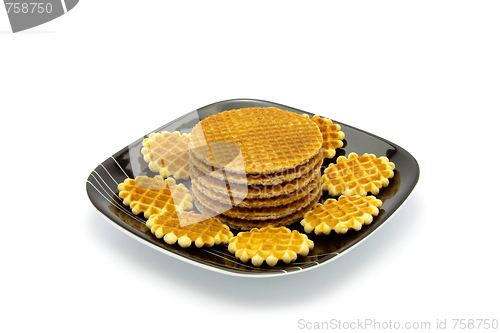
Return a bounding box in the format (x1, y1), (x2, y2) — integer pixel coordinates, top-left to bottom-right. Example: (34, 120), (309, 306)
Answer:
(86, 99), (419, 277)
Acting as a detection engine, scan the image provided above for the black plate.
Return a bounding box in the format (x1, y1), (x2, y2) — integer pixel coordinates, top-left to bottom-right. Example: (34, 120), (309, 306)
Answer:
(86, 99), (419, 277)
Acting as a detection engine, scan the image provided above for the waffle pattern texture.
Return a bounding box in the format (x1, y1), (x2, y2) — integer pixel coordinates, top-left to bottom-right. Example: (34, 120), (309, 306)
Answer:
(189, 107), (323, 174)
(146, 210), (233, 248)
(141, 131), (191, 180)
(228, 226), (314, 266)
(301, 195), (383, 235)
(117, 175), (193, 218)
(322, 152), (395, 196)
(311, 115), (345, 159)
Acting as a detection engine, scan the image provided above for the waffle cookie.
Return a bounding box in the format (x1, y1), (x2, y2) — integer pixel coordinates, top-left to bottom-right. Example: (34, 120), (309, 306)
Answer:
(191, 171), (321, 208)
(228, 226), (314, 267)
(310, 115), (345, 159)
(301, 195), (383, 235)
(193, 180), (322, 220)
(189, 148), (323, 185)
(146, 210), (233, 248)
(191, 157), (322, 229)
(117, 175), (193, 218)
(189, 107), (323, 174)
(141, 131), (191, 180)
(190, 160), (322, 199)
(322, 152), (395, 196)
(188, 107), (324, 230)
(196, 187), (322, 230)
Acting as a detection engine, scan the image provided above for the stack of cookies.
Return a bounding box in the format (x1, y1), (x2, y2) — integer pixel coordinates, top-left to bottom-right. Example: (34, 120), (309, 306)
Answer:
(189, 107), (324, 230)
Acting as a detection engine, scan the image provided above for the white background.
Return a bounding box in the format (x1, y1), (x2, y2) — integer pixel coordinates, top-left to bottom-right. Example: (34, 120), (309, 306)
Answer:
(1, 1), (499, 332)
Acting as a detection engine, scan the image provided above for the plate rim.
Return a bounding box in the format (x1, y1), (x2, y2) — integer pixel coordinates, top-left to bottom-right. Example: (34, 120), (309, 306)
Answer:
(86, 98), (420, 277)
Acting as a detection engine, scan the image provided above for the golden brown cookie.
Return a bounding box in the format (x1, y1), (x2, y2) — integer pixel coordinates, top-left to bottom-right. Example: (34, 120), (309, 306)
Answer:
(190, 160), (322, 199)
(141, 131), (191, 180)
(228, 226), (314, 266)
(191, 171), (321, 208)
(192, 181), (322, 220)
(310, 115), (345, 159)
(188, 148), (323, 185)
(117, 175), (193, 218)
(146, 210), (233, 248)
(195, 188), (321, 230)
(189, 107), (323, 174)
(301, 195), (383, 235)
(322, 153), (395, 196)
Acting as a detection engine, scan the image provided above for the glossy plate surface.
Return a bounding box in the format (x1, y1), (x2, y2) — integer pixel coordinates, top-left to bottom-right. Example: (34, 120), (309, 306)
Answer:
(86, 99), (419, 277)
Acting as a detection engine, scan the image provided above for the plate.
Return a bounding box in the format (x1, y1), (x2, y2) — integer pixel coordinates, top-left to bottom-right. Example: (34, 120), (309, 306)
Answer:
(86, 98), (419, 277)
